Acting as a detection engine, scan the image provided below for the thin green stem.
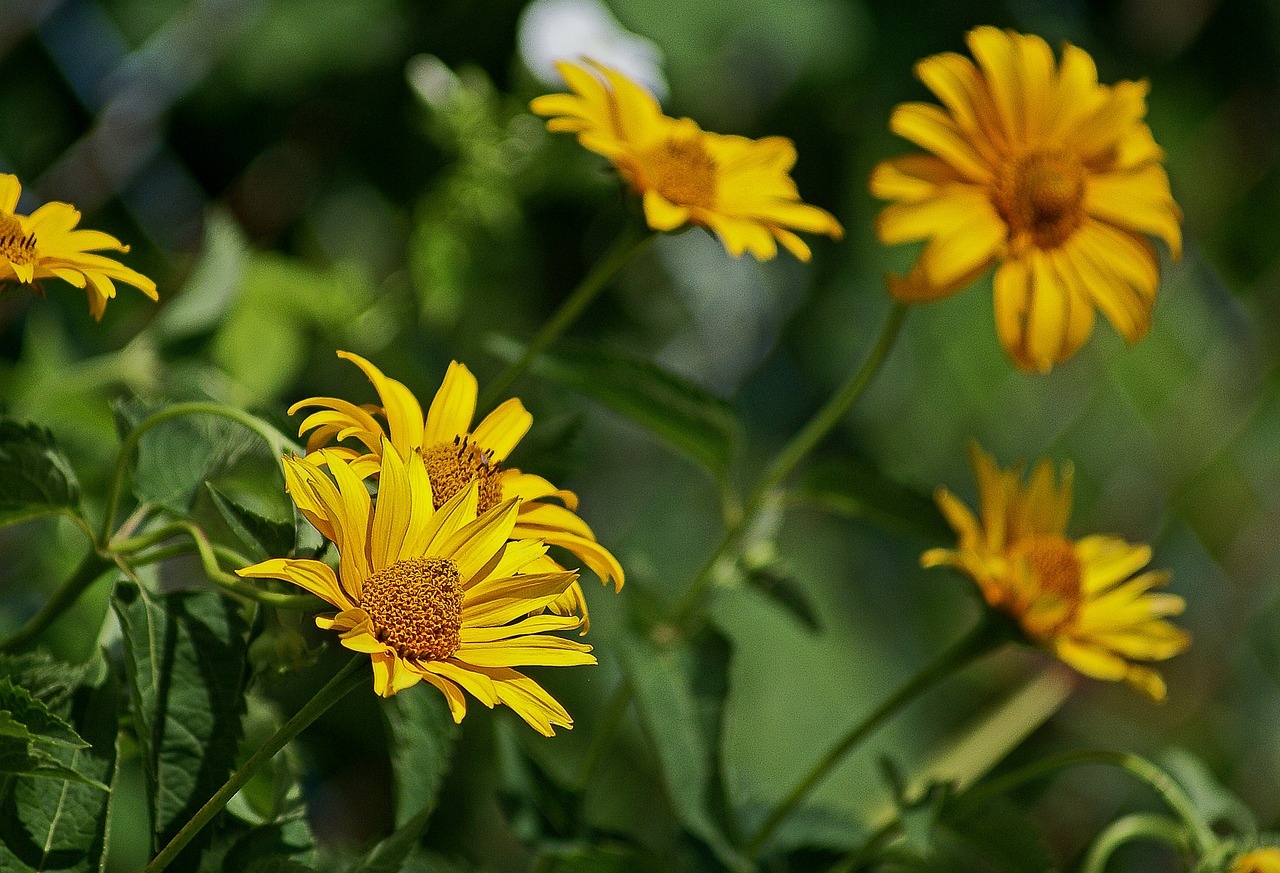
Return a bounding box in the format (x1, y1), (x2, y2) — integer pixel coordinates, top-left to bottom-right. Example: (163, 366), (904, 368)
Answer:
(479, 224), (656, 411)
(745, 613), (1011, 857)
(957, 749), (1218, 857)
(143, 657), (367, 873)
(1081, 814), (1189, 873)
(669, 302), (910, 627)
(0, 550), (114, 652)
(100, 402), (296, 544)
(113, 520), (313, 609)
(824, 819), (900, 873)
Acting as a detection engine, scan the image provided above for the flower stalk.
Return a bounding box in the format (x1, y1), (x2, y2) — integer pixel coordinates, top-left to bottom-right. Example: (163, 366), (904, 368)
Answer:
(142, 657), (367, 873)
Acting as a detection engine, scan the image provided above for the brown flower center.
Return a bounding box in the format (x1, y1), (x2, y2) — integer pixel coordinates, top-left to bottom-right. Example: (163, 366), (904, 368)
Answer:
(359, 556), (462, 661)
(0, 212), (37, 267)
(421, 436), (503, 512)
(991, 151), (1086, 249)
(1015, 536), (1083, 603)
(647, 136), (717, 209)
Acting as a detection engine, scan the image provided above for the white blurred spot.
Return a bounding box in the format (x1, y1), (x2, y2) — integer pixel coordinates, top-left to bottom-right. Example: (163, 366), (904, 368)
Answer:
(518, 0), (668, 101)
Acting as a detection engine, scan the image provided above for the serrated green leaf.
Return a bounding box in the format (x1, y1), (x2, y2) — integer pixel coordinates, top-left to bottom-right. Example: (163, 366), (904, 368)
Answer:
(487, 337), (740, 481)
(0, 657), (120, 873)
(618, 631), (747, 871)
(0, 678), (107, 788)
(793, 457), (950, 543)
(0, 419), (81, 528)
(111, 582), (250, 865)
(382, 687), (458, 828)
(0, 653), (97, 709)
(207, 482), (297, 562)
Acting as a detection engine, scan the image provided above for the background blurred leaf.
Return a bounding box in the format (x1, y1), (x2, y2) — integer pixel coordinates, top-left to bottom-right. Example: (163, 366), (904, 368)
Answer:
(792, 457), (949, 543)
(488, 337), (741, 482)
(154, 210), (249, 344)
(0, 420), (82, 529)
(112, 582), (251, 867)
(0, 656), (120, 873)
(618, 630), (747, 870)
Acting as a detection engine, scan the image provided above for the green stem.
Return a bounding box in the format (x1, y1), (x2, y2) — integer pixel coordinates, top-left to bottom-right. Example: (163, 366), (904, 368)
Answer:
(478, 224), (656, 411)
(745, 612), (1011, 857)
(0, 550), (114, 652)
(824, 819), (899, 873)
(668, 302), (910, 627)
(957, 749), (1218, 857)
(1081, 814), (1189, 873)
(143, 657), (367, 873)
(101, 402), (297, 544)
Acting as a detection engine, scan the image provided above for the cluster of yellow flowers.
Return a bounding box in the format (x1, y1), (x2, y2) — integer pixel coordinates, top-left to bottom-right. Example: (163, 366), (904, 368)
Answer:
(0, 26), (1190, 720)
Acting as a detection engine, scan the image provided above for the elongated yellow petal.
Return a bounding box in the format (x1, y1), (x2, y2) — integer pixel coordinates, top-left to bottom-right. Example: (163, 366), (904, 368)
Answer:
(423, 361), (478, 447)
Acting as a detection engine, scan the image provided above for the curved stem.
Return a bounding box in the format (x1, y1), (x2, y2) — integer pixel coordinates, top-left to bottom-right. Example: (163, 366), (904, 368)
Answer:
(143, 657), (367, 873)
(113, 521), (314, 609)
(479, 224), (656, 411)
(745, 612), (1012, 857)
(1081, 814), (1189, 873)
(100, 402), (296, 544)
(669, 302), (909, 627)
(960, 749), (1218, 857)
(0, 550), (114, 652)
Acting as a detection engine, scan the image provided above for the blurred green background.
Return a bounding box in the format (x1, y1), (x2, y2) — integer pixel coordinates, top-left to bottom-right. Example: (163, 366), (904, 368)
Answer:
(2, 0), (1279, 870)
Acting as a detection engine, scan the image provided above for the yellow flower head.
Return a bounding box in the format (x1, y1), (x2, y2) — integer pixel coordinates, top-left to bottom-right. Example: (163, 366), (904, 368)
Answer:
(1234, 848), (1280, 873)
(923, 444), (1189, 700)
(288, 351), (624, 630)
(0, 174), (157, 320)
(531, 59), (844, 261)
(870, 27), (1182, 372)
(239, 445), (594, 735)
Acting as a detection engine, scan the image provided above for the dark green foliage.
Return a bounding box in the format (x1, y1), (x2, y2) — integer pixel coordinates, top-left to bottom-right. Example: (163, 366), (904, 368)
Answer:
(0, 420), (81, 528)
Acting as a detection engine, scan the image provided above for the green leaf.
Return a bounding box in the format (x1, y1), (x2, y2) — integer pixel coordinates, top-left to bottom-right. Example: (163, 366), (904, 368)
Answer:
(905, 794), (1057, 873)
(0, 652), (98, 709)
(382, 687), (458, 828)
(0, 657), (121, 873)
(207, 482), (297, 562)
(0, 419), (81, 528)
(111, 582), (251, 865)
(792, 457), (950, 543)
(618, 631), (748, 871)
(487, 337), (740, 481)
(114, 398), (257, 513)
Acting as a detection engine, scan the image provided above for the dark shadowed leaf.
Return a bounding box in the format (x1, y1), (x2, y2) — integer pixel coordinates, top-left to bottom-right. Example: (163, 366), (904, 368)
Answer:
(0, 420), (81, 529)
(112, 582), (250, 866)
(207, 482), (297, 561)
(618, 630), (747, 871)
(487, 337), (740, 482)
(0, 656), (120, 873)
(382, 687), (458, 828)
(793, 457), (950, 543)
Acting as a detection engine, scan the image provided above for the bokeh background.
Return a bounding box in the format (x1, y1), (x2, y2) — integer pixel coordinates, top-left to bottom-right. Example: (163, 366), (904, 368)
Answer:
(2, 0), (1279, 870)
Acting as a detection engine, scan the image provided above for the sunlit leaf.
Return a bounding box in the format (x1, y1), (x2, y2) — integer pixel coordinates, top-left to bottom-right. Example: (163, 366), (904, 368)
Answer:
(0, 420), (81, 529)
(112, 582), (251, 866)
(488, 337), (740, 481)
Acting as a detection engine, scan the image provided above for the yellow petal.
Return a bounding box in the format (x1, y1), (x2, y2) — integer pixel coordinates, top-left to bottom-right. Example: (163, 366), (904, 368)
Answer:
(370, 439), (412, 571)
(441, 498), (522, 583)
(870, 154), (966, 203)
(338, 351), (426, 458)
(1085, 165), (1182, 260)
(469, 666), (573, 736)
(890, 103), (993, 183)
(237, 558), (348, 610)
(424, 361), (478, 447)
(463, 571), (580, 625)
(0, 174), (20, 212)
(460, 613), (583, 644)
(425, 659), (498, 707)
(643, 190), (691, 231)
(371, 651), (424, 697)
(471, 398), (532, 463)
(454, 635), (596, 668)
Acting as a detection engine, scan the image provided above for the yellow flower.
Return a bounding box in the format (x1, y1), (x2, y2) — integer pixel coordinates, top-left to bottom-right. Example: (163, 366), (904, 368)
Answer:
(923, 444), (1189, 700)
(289, 351), (623, 629)
(870, 27), (1182, 372)
(531, 59), (844, 261)
(1234, 848), (1280, 873)
(239, 445), (594, 735)
(0, 174), (157, 319)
